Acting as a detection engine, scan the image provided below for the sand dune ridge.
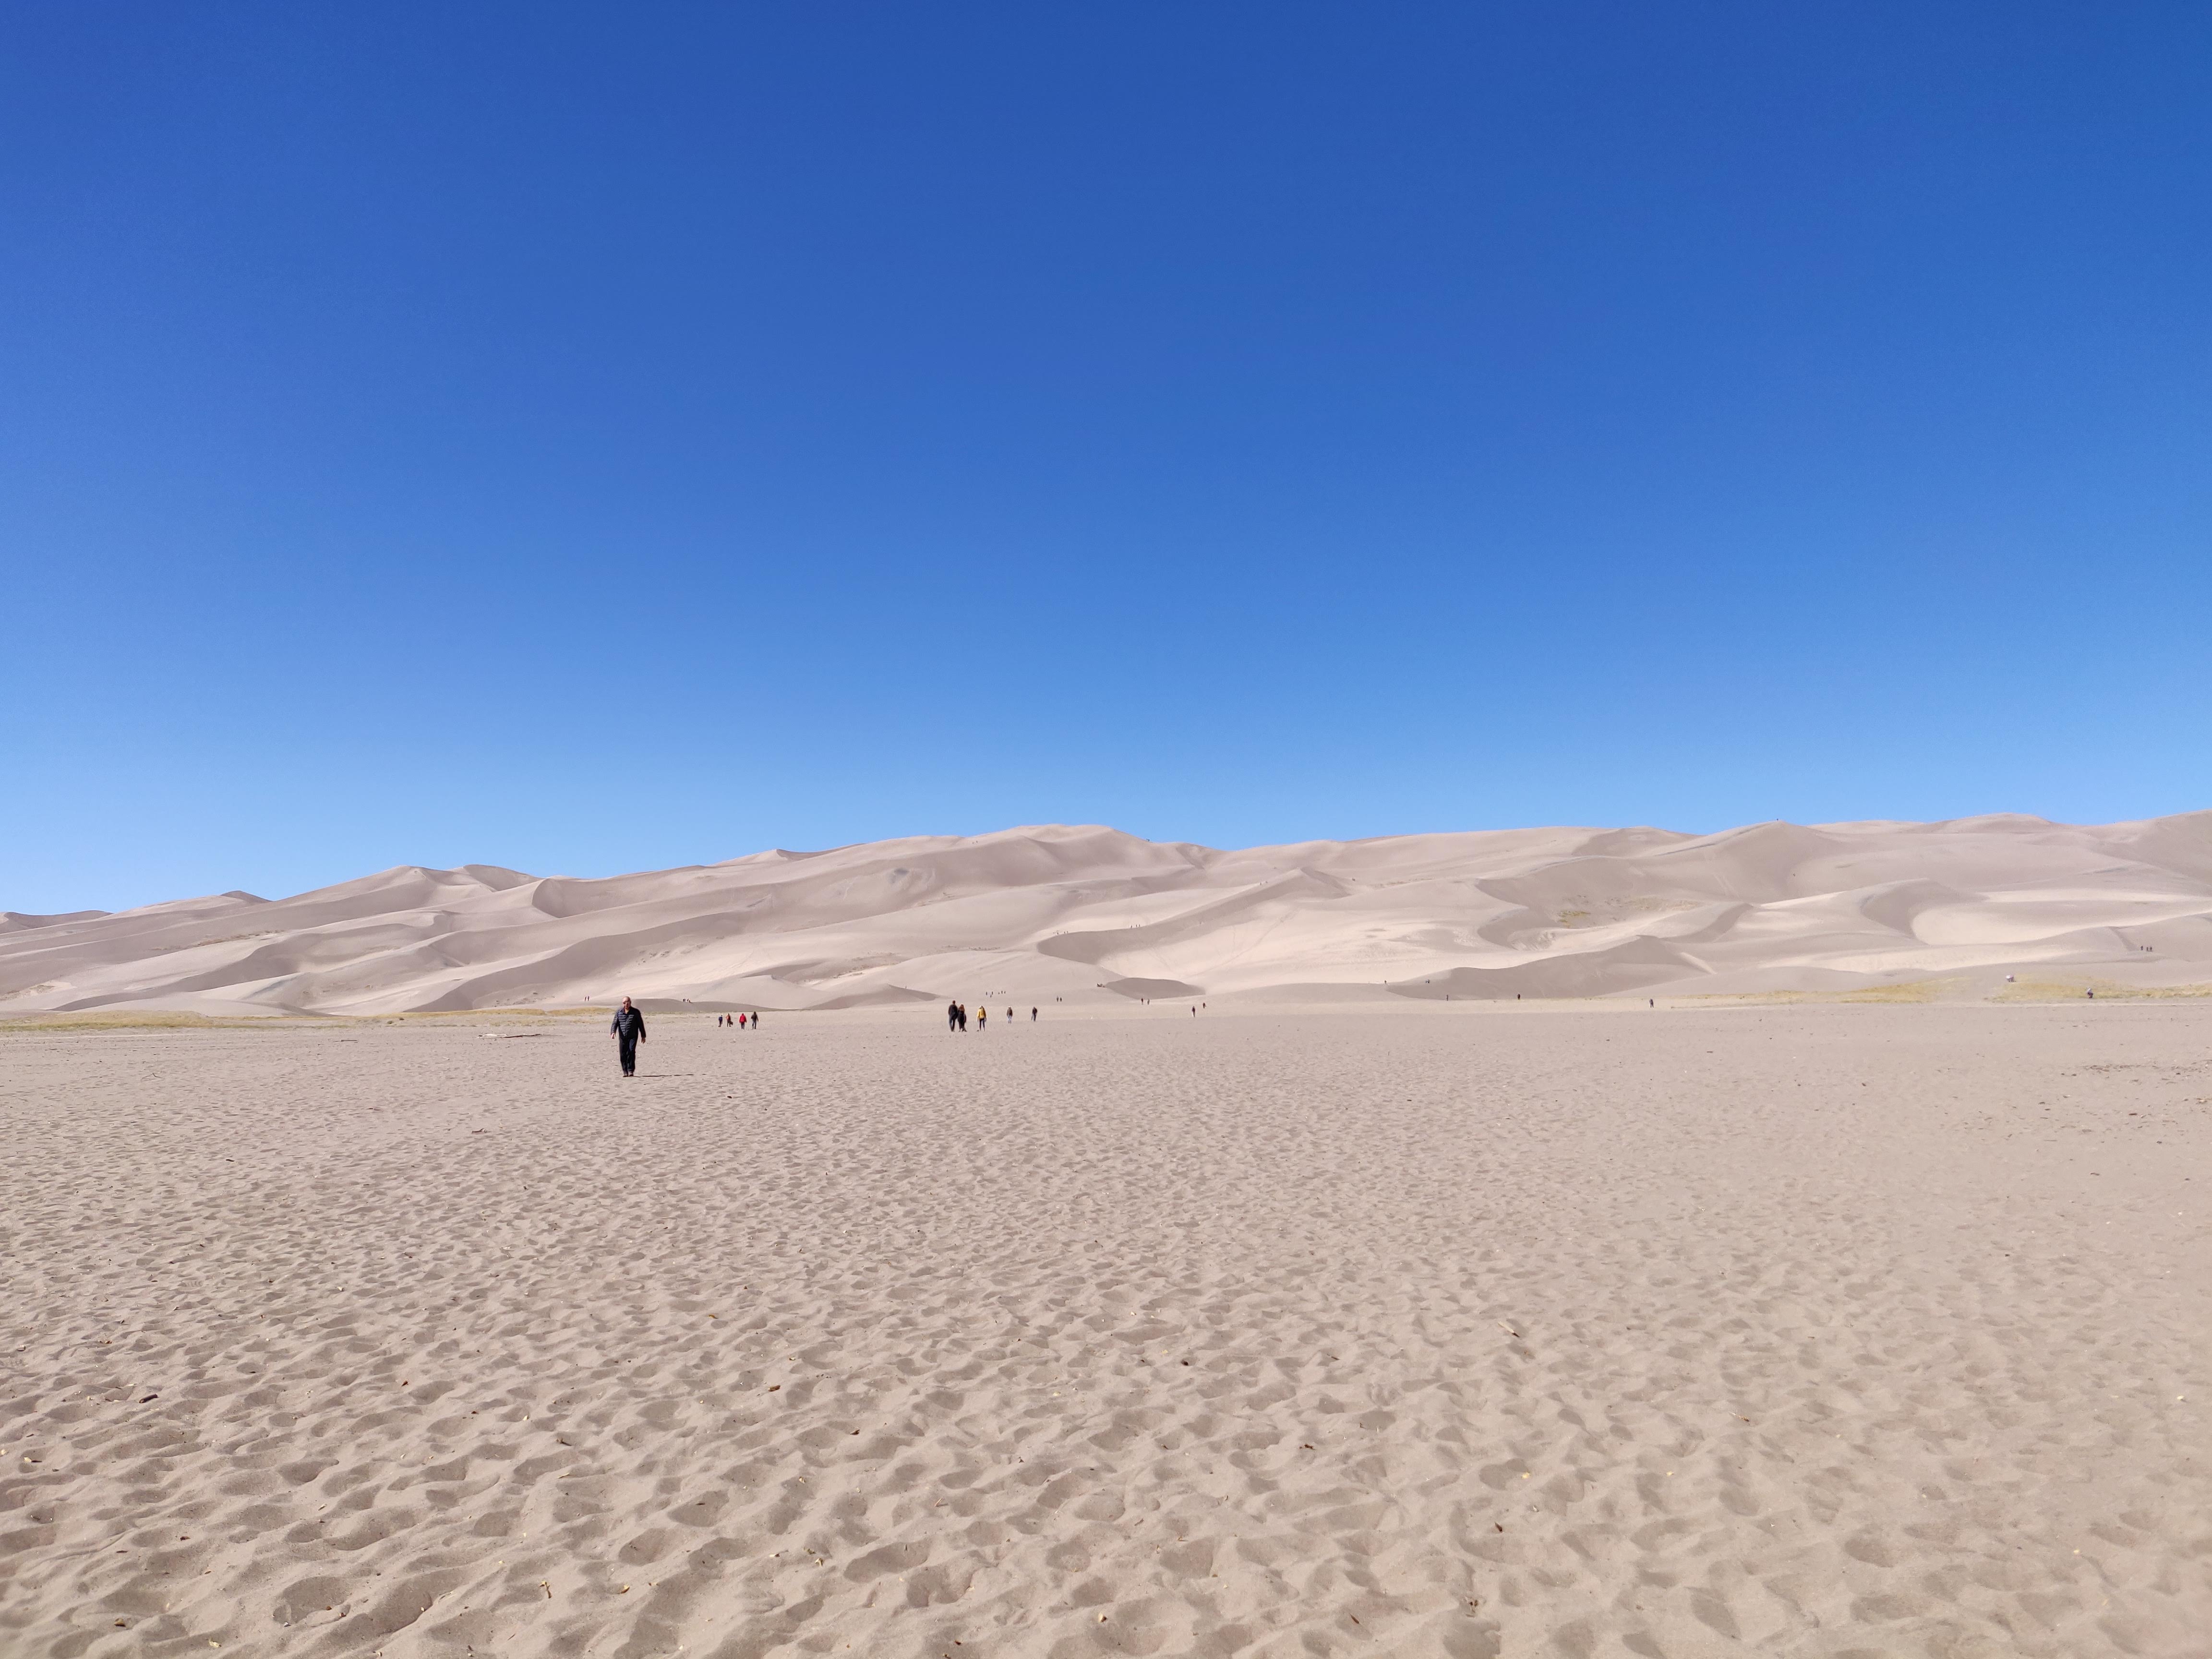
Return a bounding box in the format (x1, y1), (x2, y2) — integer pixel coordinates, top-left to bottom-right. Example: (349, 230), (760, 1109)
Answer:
(5, 814), (2209, 1015)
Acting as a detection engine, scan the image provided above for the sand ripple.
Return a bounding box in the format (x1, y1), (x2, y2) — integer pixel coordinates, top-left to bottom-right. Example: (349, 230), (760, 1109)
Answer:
(2, 1005), (2207, 1656)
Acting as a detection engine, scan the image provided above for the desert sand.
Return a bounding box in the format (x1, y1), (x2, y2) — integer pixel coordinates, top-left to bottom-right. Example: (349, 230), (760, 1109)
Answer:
(6, 814), (2212, 1018)
(3, 999), (2207, 1657)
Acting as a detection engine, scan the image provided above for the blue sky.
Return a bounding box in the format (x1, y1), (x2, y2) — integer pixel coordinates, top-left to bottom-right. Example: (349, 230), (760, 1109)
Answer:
(5, 2), (2209, 912)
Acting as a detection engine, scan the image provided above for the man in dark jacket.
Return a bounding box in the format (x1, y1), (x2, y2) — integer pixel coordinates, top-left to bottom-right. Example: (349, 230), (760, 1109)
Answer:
(610, 998), (647, 1077)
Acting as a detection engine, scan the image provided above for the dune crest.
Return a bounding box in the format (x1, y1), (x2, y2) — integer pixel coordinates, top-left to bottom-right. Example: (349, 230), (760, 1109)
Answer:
(6, 814), (2210, 1014)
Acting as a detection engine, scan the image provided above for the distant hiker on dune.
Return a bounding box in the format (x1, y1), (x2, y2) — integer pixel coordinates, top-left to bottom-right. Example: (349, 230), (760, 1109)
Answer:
(610, 998), (647, 1077)
(947, 999), (960, 1034)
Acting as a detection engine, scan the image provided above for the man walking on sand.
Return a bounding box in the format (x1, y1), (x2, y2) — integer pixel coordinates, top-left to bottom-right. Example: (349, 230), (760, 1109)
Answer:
(610, 997), (647, 1077)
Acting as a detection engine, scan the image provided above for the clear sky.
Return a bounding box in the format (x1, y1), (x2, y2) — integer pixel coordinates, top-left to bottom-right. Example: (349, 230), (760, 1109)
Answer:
(5, 2), (2209, 913)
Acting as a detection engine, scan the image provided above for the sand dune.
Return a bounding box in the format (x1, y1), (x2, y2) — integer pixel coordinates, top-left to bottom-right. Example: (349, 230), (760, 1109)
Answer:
(5, 814), (2211, 1015)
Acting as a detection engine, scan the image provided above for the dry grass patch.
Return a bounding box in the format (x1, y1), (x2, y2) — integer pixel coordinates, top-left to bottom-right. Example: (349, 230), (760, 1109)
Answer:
(1841, 978), (1962, 1004)
(1990, 977), (2212, 1002)
(0, 1010), (321, 1034)
(1683, 989), (1816, 1005)
(0, 1004), (606, 1034)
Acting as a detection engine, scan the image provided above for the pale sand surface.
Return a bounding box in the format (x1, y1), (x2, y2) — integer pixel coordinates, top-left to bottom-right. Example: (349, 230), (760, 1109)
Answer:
(8, 815), (2212, 1017)
(3, 1003), (2208, 1658)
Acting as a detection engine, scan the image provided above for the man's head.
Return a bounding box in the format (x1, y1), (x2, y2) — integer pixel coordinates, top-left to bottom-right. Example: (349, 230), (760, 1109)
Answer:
(621, 997), (633, 1010)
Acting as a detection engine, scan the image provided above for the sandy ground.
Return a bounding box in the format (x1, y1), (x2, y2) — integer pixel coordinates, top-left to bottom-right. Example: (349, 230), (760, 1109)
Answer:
(3, 1003), (2208, 1659)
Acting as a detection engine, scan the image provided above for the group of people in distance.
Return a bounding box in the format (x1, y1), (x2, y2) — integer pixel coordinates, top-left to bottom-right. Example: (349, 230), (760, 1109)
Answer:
(607, 997), (767, 1078)
(614, 991), (1057, 1076)
(946, 1000), (1038, 1032)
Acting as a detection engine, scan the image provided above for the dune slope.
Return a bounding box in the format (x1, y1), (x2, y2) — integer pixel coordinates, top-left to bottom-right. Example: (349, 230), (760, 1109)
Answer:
(4, 814), (2210, 1013)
